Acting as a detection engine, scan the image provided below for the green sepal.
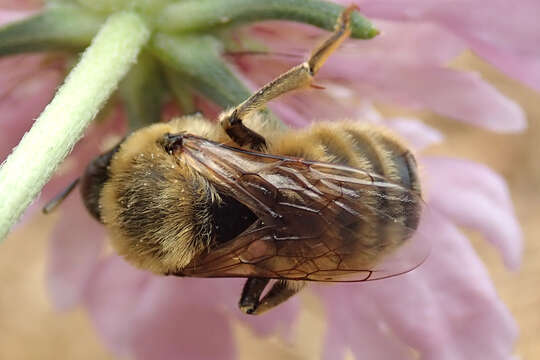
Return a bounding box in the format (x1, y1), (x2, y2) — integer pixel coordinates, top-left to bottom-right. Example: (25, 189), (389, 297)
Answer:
(0, 5), (105, 56)
(119, 51), (167, 131)
(164, 69), (197, 114)
(72, 0), (172, 16)
(158, 0), (378, 39)
(150, 33), (251, 108)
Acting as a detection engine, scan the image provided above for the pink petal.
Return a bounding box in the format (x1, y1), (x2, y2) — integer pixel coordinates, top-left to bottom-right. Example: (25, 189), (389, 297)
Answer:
(384, 117), (443, 150)
(269, 101), (309, 127)
(0, 55), (49, 97)
(132, 306), (234, 360)
(473, 42), (540, 92)
(235, 19), (463, 127)
(84, 257), (152, 357)
(422, 156), (522, 269)
(0, 1), (41, 11)
(242, 22), (321, 58)
(317, 208), (516, 359)
(145, 275), (296, 339)
(0, 66), (62, 161)
(246, 19), (464, 66)
(127, 278), (236, 360)
(46, 194), (105, 310)
(84, 257), (297, 358)
(344, 19), (465, 66)
(0, 8), (35, 25)
(235, 25), (525, 132)
(348, 0), (540, 90)
(371, 211), (517, 359)
(273, 89), (359, 125)
(232, 54), (384, 126)
(324, 58), (526, 132)
(355, 0), (540, 57)
(316, 285), (412, 360)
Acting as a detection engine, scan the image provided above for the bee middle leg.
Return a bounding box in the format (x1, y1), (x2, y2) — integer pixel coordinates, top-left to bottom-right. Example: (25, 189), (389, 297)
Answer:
(219, 6), (355, 151)
(239, 278), (305, 315)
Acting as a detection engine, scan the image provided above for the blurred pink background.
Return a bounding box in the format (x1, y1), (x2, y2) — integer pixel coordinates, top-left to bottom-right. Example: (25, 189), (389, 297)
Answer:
(0, 0), (539, 358)
(1, 54), (539, 359)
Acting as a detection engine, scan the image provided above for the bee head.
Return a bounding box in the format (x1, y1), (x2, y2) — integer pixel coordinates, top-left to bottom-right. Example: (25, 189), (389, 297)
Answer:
(96, 121), (220, 274)
(79, 142), (123, 222)
(160, 132), (185, 155)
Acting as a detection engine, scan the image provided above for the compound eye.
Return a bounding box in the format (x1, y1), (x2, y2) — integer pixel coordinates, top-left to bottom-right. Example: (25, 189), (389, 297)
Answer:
(162, 133), (184, 154)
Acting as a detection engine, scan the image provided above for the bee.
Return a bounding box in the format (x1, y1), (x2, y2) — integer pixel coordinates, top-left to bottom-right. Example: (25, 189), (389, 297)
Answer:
(45, 6), (424, 315)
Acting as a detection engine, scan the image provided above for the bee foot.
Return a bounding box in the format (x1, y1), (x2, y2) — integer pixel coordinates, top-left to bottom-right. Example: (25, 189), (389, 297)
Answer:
(239, 302), (258, 315)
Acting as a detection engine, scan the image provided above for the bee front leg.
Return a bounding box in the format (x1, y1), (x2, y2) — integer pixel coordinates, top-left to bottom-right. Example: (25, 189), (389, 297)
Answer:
(239, 278), (305, 315)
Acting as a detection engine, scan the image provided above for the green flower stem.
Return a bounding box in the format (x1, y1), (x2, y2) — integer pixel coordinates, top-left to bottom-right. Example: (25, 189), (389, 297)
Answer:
(151, 34), (251, 108)
(0, 12), (150, 241)
(158, 0), (378, 39)
(152, 33), (286, 130)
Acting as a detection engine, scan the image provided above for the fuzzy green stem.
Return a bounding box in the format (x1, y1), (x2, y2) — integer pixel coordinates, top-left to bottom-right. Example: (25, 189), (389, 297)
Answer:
(0, 12), (149, 241)
(158, 0), (378, 39)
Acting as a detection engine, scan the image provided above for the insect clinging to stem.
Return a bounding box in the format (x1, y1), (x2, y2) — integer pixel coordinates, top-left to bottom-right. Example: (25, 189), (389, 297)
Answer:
(45, 5), (426, 315)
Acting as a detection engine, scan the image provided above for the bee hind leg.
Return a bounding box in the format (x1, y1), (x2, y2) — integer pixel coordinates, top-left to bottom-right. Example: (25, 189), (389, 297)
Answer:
(220, 111), (268, 151)
(220, 6), (355, 151)
(239, 278), (305, 315)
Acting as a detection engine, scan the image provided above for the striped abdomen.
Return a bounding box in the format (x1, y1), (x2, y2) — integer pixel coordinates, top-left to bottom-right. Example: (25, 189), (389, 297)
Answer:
(272, 122), (422, 257)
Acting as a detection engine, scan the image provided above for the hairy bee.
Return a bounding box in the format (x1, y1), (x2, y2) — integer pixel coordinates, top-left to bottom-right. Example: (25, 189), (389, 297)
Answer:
(45, 6), (424, 315)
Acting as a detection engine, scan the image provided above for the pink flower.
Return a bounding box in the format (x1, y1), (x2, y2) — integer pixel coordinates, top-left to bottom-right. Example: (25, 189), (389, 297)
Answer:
(231, 11), (527, 131)
(352, 0), (540, 93)
(0, 1), (530, 359)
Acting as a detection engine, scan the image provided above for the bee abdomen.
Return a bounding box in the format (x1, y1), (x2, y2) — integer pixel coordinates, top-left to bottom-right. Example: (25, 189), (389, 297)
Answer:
(304, 124), (420, 193)
(350, 127), (421, 247)
(299, 123), (421, 250)
(341, 125), (419, 192)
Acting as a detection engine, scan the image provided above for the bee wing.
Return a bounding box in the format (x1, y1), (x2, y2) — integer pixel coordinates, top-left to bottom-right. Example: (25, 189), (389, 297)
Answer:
(176, 134), (429, 282)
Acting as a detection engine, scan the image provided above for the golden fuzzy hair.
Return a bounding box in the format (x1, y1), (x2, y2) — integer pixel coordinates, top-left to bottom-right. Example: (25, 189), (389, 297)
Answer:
(100, 119), (224, 274)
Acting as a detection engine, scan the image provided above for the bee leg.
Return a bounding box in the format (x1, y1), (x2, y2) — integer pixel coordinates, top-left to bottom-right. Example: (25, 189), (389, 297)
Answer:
(220, 111), (268, 151)
(219, 5), (354, 149)
(252, 280), (306, 315)
(239, 277), (270, 314)
(240, 279), (306, 315)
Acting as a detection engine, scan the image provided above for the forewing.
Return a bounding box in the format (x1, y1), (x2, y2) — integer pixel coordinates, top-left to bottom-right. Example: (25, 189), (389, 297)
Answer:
(176, 135), (428, 282)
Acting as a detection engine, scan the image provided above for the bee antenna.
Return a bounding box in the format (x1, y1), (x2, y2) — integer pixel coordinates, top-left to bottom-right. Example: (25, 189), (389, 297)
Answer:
(42, 177), (81, 214)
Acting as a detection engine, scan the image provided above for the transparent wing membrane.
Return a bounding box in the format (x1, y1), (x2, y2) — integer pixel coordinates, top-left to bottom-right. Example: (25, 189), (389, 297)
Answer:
(174, 134), (430, 283)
